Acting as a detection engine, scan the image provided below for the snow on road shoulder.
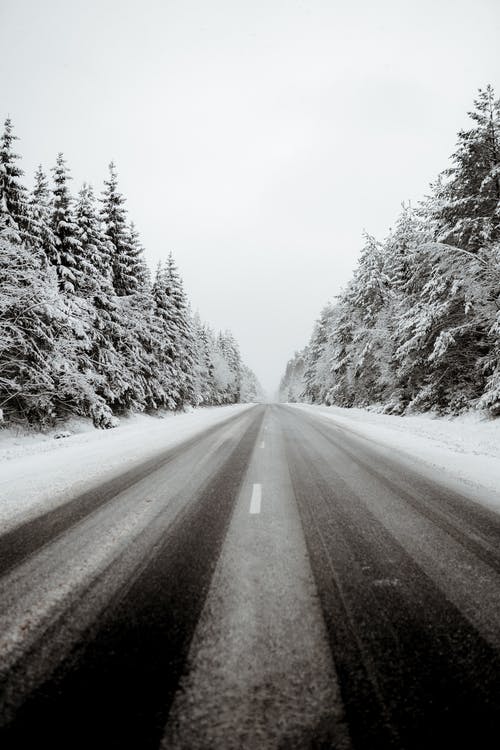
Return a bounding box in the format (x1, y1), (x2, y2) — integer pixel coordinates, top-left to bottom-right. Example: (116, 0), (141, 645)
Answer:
(290, 404), (500, 513)
(0, 405), (254, 532)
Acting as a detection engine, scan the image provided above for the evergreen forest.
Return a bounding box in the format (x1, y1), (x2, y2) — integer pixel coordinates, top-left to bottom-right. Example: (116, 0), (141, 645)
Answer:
(0, 122), (262, 428)
(280, 87), (500, 417)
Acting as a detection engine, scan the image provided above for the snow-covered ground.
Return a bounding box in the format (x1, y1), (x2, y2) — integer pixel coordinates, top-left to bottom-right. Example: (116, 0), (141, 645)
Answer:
(0, 405), (254, 532)
(291, 404), (500, 513)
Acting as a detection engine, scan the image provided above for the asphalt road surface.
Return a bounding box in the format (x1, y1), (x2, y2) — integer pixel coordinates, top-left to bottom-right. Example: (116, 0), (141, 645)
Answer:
(1, 404), (500, 749)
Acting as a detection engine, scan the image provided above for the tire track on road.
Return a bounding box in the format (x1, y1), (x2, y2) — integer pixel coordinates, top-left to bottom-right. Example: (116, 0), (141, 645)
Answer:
(295, 407), (500, 572)
(0, 408), (252, 576)
(1, 408), (264, 749)
(281, 406), (500, 750)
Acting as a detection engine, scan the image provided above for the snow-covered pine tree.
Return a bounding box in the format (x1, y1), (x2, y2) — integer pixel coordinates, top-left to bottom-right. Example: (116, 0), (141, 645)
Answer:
(47, 173), (102, 423)
(128, 277), (168, 415)
(393, 241), (499, 413)
(51, 153), (83, 294)
(0, 216), (59, 425)
(374, 205), (432, 412)
(151, 261), (178, 409)
(70, 182), (127, 426)
(101, 163), (145, 296)
(100, 164), (160, 412)
(344, 233), (393, 405)
(240, 364), (263, 402)
(163, 253), (196, 407)
(0, 117), (30, 240)
(303, 303), (337, 404)
(29, 166), (58, 266)
(279, 349), (307, 402)
(0, 133), (107, 427)
(127, 221), (150, 291)
(191, 312), (213, 405)
(385, 203), (432, 291)
(427, 86), (500, 252)
(73, 183), (111, 291)
(478, 243), (500, 415)
(217, 331), (243, 403)
(203, 324), (222, 404)
(212, 332), (234, 404)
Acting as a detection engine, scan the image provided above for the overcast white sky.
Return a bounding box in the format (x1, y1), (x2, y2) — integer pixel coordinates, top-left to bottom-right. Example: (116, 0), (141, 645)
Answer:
(1, 0), (500, 395)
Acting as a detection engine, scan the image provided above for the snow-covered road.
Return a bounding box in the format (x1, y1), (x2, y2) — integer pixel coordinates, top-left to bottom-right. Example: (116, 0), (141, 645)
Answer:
(290, 403), (500, 512)
(0, 405), (254, 532)
(2, 402), (499, 535)
(1, 404), (500, 748)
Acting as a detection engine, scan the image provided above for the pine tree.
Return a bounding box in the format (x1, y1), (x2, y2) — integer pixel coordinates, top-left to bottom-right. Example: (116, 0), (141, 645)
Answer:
(240, 364), (263, 402)
(392, 241), (499, 412)
(164, 254), (196, 407)
(29, 165), (58, 266)
(191, 312), (215, 405)
(345, 234), (392, 404)
(279, 349), (307, 402)
(478, 250), (500, 416)
(0, 117), (30, 239)
(303, 304), (336, 404)
(73, 181), (122, 425)
(62, 181), (131, 426)
(221, 331), (244, 403)
(51, 153), (82, 293)
(212, 332), (234, 404)
(127, 221), (149, 291)
(202, 323), (222, 404)
(101, 163), (144, 296)
(385, 203), (431, 290)
(74, 183), (111, 292)
(99, 167), (163, 414)
(0, 216), (59, 425)
(428, 86), (500, 252)
(151, 261), (178, 408)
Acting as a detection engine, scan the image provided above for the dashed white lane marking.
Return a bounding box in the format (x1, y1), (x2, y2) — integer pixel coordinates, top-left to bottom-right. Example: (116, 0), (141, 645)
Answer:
(260, 440), (265, 449)
(249, 483), (262, 515)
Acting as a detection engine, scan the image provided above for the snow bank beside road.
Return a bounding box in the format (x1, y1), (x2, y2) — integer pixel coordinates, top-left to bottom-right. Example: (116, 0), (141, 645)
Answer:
(290, 404), (500, 513)
(0, 405), (254, 532)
